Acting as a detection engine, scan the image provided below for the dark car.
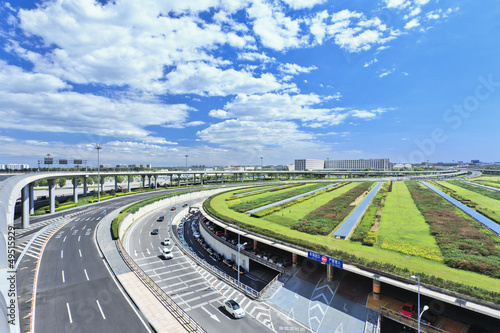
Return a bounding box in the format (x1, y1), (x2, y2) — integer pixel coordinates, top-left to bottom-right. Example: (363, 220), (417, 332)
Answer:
(182, 203), (188, 207)
(151, 228), (159, 235)
(157, 216), (164, 222)
(420, 309), (438, 326)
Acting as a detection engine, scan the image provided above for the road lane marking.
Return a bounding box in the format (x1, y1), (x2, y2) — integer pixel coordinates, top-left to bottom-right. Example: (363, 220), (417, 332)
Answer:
(82, 225), (87, 229)
(84, 269), (89, 281)
(66, 303), (73, 323)
(63, 236), (67, 242)
(62, 270), (65, 283)
(78, 235), (81, 242)
(70, 225), (75, 230)
(96, 300), (106, 320)
(79, 249), (82, 257)
(61, 250), (63, 258)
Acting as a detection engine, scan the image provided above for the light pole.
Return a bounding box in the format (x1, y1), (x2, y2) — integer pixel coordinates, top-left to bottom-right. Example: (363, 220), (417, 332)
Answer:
(185, 155), (188, 188)
(96, 144), (102, 202)
(411, 275), (427, 333)
(260, 156), (263, 181)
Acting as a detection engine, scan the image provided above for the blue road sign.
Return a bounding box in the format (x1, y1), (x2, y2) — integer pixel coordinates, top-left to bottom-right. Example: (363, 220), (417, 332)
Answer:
(307, 250), (343, 269)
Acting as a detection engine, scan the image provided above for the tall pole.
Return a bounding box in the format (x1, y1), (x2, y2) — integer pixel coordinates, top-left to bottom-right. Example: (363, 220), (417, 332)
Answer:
(185, 155), (188, 188)
(237, 225), (240, 286)
(96, 144), (102, 202)
(260, 156), (263, 181)
(411, 275), (421, 332)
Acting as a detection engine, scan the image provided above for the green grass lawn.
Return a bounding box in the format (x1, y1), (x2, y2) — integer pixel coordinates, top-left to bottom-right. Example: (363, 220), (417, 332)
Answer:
(378, 182), (440, 249)
(207, 184), (500, 296)
(265, 182), (359, 228)
(442, 181), (500, 215)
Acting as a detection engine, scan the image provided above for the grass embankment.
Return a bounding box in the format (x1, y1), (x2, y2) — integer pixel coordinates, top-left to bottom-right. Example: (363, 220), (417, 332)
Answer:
(471, 175), (500, 189)
(378, 182), (442, 261)
(205, 185), (500, 303)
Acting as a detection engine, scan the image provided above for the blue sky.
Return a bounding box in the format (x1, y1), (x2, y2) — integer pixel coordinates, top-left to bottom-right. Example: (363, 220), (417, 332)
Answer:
(0, 0), (499, 167)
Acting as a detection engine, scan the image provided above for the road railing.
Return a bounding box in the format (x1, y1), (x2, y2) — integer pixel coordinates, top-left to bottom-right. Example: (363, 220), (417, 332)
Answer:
(379, 306), (450, 333)
(173, 213), (262, 299)
(115, 238), (207, 333)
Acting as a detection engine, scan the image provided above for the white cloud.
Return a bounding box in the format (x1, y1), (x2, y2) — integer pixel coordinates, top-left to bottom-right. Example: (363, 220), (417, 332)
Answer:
(0, 60), (69, 93)
(281, 0), (326, 10)
(404, 18), (420, 30)
(237, 52), (275, 63)
(163, 62), (291, 96)
(364, 58), (378, 67)
(385, 0), (410, 9)
(379, 68), (395, 78)
(279, 63), (317, 75)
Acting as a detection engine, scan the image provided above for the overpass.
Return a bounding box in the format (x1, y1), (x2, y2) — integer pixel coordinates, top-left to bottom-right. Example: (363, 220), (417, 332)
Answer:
(0, 168), (465, 333)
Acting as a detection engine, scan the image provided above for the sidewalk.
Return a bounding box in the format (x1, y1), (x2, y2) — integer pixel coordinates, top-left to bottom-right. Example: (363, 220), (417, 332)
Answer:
(96, 208), (190, 333)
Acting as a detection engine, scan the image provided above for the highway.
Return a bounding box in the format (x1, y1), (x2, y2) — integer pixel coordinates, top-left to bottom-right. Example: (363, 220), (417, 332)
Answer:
(15, 187), (206, 333)
(123, 198), (308, 333)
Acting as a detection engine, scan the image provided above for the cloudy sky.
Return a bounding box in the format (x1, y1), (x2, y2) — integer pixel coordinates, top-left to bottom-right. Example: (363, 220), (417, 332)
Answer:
(1, 0), (499, 167)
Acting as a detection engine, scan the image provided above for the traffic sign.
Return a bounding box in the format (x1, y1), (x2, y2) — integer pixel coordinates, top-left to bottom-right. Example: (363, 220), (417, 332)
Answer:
(307, 251), (343, 269)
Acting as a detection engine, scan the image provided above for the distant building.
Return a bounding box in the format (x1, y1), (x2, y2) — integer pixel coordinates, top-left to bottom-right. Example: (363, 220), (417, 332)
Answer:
(128, 164), (152, 169)
(287, 164), (295, 171)
(100, 164), (112, 168)
(393, 163), (412, 169)
(295, 159), (325, 171)
(325, 158), (391, 171)
(116, 164), (128, 168)
(4, 164), (30, 170)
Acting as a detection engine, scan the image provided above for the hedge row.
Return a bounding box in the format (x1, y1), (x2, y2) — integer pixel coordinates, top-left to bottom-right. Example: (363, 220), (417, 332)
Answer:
(203, 192), (500, 304)
(226, 183), (304, 202)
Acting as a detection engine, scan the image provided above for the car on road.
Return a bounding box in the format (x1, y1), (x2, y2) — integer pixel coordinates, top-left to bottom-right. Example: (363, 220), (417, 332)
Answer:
(224, 300), (245, 319)
(193, 232), (200, 238)
(163, 238), (170, 245)
(400, 302), (416, 318)
(170, 207), (176, 211)
(157, 216), (164, 222)
(161, 248), (173, 259)
(182, 203), (188, 207)
(213, 253), (222, 261)
(223, 258), (234, 267)
(151, 228), (159, 235)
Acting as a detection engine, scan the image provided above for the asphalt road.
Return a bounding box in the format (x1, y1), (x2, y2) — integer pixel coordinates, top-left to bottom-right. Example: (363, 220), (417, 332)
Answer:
(15, 187), (207, 333)
(124, 200), (306, 333)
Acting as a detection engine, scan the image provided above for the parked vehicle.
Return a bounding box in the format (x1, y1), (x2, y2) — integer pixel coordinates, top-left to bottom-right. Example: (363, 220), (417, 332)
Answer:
(277, 258), (291, 267)
(215, 230), (225, 237)
(223, 258), (234, 267)
(157, 216), (164, 222)
(400, 302), (416, 318)
(224, 300), (245, 318)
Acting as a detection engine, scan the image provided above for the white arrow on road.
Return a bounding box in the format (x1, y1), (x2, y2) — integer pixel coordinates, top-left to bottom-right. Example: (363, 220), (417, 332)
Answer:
(201, 306), (220, 322)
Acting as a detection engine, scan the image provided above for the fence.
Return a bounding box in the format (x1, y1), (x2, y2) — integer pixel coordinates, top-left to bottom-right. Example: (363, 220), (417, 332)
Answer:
(379, 306), (450, 333)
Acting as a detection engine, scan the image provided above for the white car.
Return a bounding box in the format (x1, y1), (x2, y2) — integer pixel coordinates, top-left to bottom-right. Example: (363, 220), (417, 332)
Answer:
(163, 238), (170, 245)
(224, 300), (245, 318)
(162, 248), (173, 260)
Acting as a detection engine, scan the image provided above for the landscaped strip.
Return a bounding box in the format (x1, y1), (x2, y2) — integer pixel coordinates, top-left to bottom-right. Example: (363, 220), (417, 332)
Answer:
(247, 183), (337, 215)
(333, 182), (383, 239)
(229, 183), (329, 213)
(422, 181), (500, 235)
(408, 182), (500, 278)
(463, 181), (500, 192)
(291, 182), (372, 235)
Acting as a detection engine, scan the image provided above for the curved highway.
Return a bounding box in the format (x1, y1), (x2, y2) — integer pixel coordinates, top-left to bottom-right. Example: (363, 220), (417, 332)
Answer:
(124, 197), (308, 333)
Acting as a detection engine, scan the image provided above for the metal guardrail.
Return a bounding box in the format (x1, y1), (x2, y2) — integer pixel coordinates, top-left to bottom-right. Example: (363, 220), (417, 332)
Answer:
(115, 239), (207, 333)
(379, 306), (450, 333)
(173, 214), (262, 299)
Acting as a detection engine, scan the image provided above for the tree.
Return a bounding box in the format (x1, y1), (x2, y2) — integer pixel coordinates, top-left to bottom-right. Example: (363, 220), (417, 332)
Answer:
(57, 178), (67, 188)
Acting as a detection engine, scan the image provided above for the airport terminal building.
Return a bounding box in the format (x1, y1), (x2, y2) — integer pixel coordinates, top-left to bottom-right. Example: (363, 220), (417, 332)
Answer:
(295, 158), (391, 171)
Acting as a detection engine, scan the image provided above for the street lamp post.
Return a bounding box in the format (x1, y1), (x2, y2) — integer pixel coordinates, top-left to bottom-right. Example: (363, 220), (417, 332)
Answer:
(260, 156), (263, 181)
(185, 155), (188, 188)
(411, 275), (428, 333)
(96, 145), (102, 202)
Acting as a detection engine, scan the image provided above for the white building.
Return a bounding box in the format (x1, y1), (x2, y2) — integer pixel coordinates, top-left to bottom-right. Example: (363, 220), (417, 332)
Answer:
(5, 164), (30, 170)
(294, 159), (325, 171)
(325, 158), (391, 171)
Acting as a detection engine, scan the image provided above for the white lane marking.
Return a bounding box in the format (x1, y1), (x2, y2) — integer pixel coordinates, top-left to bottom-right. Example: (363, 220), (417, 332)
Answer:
(63, 236), (67, 242)
(84, 269), (89, 281)
(96, 300), (106, 320)
(61, 250), (63, 259)
(70, 225), (75, 230)
(138, 239), (141, 245)
(62, 270), (65, 283)
(79, 249), (82, 257)
(82, 225), (87, 229)
(146, 248), (150, 255)
(78, 235), (81, 242)
(66, 303), (73, 323)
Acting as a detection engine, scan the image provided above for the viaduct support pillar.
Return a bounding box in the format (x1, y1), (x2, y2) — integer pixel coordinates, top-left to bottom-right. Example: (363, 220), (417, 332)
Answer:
(327, 265), (334, 282)
(373, 279), (381, 300)
(73, 178), (78, 204)
(48, 179), (55, 214)
(127, 175), (131, 192)
(22, 185), (30, 228)
(29, 184), (35, 215)
(253, 239), (258, 250)
(178, 174), (181, 187)
(200, 174), (204, 185)
(148, 175), (151, 188)
(292, 253), (297, 268)
(154, 175), (157, 189)
(83, 177), (88, 196)
(114, 176), (118, 192)
(142, 176), (146, 188)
